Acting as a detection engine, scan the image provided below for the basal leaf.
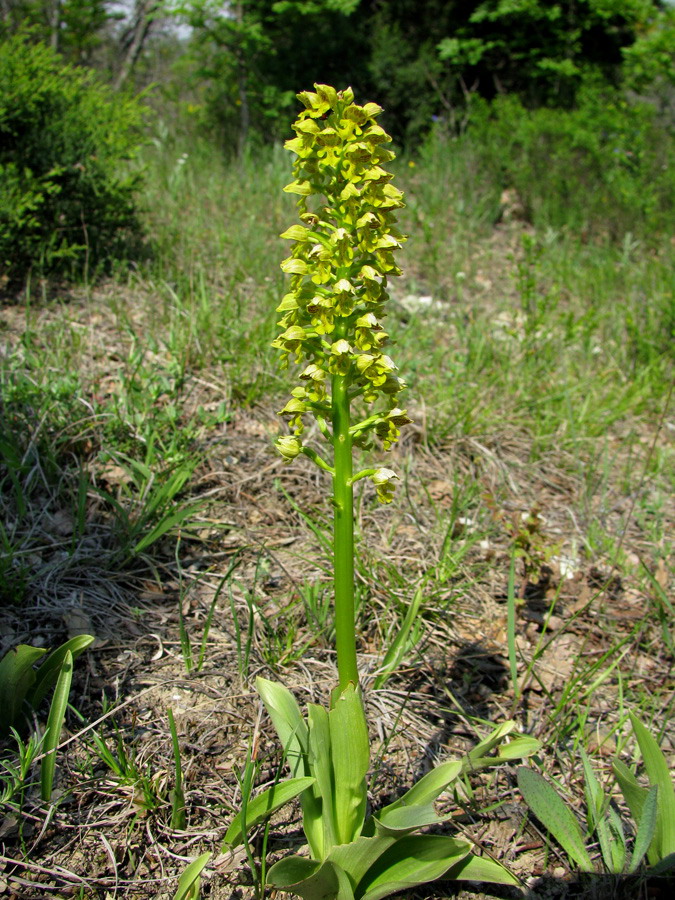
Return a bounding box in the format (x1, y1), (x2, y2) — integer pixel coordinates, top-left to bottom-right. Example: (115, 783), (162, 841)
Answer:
(373, 802), (445, 836)
(328, 684), (369, 845)
(517, 767), (594, 872)
(444, 850), (520, 885)
(612, 758), (648, 832)
(173, 852), (211, 900)
(629, 784), (658, 873)
(28, 634), (95, 709)
(464, 721), (516, 769)
(267, 856), (354, 899)
(308, 702), (337, 856)
(630, 712), (675, 860)
(648, 853), (675, 876)
(579, 748), (625, 875)
(497, 735), (542, 761)
(223, 776), (315, 847)
(256, 677), (309, 777)
(597, 802), (626, 874)
(0, 644), (46, 733)
(41, 649), (73, 801)
(379, 760), (462, 817)
(327, 835), (396, 888)
(358, 835), (472, 900)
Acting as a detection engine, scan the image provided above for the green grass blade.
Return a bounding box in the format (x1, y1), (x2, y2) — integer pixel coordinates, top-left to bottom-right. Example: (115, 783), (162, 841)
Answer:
(506, 550), (519, 698)
(373, 586), (424, 689)
(133, 503), (196, 555)
(168, 708), (186, 830)
(40, 650), (73, 802)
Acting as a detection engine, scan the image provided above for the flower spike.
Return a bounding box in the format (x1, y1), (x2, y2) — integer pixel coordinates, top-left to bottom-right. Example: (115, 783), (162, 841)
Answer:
(275, 84), (409, 499)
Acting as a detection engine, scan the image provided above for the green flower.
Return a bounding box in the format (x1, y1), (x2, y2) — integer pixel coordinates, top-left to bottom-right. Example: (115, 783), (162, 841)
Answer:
(370, 467), (399, 504)
(274, 84), (410, 500)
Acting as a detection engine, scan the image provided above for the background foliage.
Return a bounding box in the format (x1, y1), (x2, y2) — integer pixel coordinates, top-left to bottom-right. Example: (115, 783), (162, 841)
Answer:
(0, 0), (673, 284)
(0, 32), (146, 281)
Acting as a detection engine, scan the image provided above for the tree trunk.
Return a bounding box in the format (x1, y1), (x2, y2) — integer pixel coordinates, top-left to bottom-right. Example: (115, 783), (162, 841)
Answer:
(114, 0), (161, 91)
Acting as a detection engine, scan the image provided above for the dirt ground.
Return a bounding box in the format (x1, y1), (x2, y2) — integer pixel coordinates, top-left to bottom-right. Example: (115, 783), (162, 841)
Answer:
(1, 254), (673, 899)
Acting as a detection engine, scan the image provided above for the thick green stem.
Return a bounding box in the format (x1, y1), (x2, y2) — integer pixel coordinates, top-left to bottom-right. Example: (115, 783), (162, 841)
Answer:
(332, 366), (358, 692)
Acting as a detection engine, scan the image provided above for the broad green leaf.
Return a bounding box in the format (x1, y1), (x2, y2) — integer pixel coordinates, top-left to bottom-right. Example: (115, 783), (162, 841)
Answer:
(517, 767), (594, 872)
(464, 721), (516, 768)
(648, 853), (675, 876)
(41, 649), (73, 802)
(328, 684), (369, 845)
(308, 702), (337, 856)
(327, 835), (396, 888)
(379, 760), (462, 816)
(629, 784), (658, 873)
(374, 802), (446, 837)
(173, 852), (211, 900)
(444, 851), (520, 885)
(223, 776), (315, 847)
(580, 747), (604, 834)
(581, 748), (625, 874)
(358, 835), (472, 900)
(497, 735), (542, 760)
(267, 856), (351, 899)
(612, 759), (648, 832)
(256, 677), (309, 777)
(630, 712), (675, 860)
(0, 644), (46, 733)
(597, 803), (626, 874)
(28, 634), (95, 709)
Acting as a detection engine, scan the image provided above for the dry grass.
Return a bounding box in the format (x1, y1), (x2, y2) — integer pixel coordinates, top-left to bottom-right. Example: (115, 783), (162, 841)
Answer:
(0, 219), (673, 899)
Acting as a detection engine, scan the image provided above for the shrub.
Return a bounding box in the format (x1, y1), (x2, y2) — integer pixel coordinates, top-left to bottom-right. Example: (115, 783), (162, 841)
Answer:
(0, 33), (148, 284)
(457, 88), (674, 241)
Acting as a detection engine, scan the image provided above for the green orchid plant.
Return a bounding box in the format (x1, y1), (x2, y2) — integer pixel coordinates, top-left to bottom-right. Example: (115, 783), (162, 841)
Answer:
(225, 84), (539, 899)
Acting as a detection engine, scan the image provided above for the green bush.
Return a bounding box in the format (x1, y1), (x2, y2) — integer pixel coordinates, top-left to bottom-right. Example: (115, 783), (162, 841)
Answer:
(0, 33), (148, 283)
(459, 88), (674, 241)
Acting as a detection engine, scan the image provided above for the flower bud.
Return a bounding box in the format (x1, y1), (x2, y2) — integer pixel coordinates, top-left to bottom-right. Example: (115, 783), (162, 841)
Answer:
(276, 435), (303, 461)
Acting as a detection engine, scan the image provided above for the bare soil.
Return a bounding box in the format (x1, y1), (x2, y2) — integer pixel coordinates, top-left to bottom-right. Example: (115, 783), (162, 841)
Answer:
(0, 245), (673, 899)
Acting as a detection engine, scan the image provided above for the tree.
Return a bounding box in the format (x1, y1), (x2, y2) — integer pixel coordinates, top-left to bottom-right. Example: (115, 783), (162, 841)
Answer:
(176, 0), (368, 152)
(0, 0), (116, 63)
(436, 0), (666, 109)
(0, 33), (147, 281)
